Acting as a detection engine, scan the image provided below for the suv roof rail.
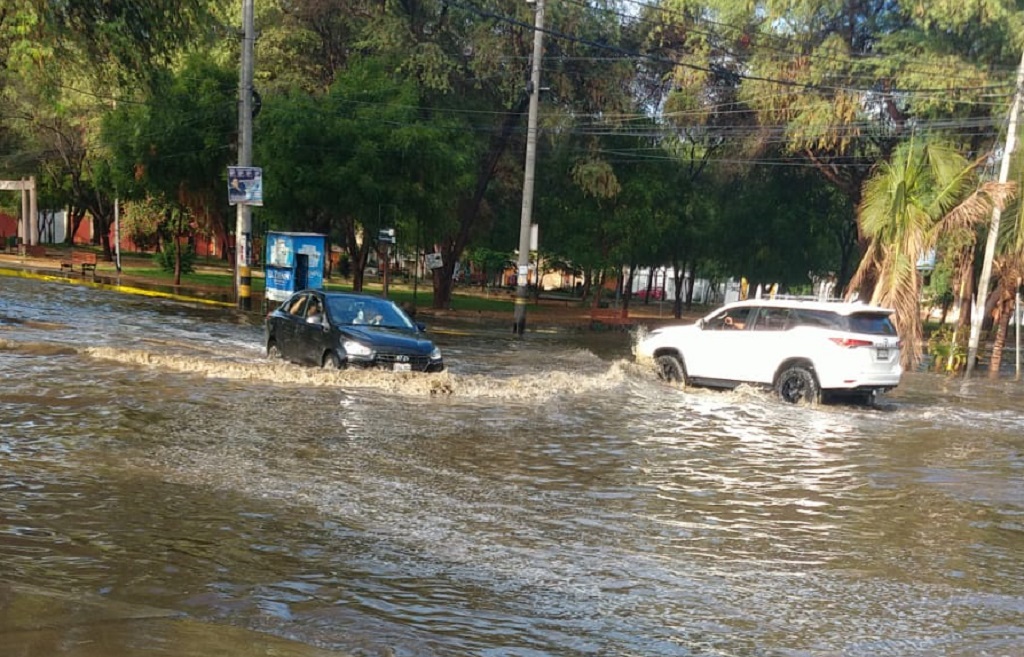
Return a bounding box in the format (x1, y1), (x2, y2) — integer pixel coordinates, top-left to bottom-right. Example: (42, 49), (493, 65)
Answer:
(748, 294), (847, 302)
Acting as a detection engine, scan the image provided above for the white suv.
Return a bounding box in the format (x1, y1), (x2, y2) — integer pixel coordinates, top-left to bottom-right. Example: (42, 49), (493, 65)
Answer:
(635, 299), (903, 404)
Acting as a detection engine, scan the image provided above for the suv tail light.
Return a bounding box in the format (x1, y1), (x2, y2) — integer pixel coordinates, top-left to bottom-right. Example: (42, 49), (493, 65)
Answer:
(829, 337), (873, 348)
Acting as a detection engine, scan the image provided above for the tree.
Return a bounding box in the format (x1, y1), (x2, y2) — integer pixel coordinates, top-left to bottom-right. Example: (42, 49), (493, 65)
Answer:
(102, 53), (238, 277)
(984, 153), (1024, 376)
(652, 0), (1024, 294)
(1, 0), (221, 256)
(255, 56), (475, 292)
(849, 138), (1014, 369)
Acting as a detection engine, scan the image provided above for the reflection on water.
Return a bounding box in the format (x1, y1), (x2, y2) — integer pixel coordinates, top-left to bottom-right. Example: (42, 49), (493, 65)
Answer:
(1, 276), (1023, 656)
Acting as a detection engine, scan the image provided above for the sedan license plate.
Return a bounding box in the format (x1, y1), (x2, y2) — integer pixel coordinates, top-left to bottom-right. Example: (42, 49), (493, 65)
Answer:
(393, 362), (412, 372)
(876, 348), (889, 360)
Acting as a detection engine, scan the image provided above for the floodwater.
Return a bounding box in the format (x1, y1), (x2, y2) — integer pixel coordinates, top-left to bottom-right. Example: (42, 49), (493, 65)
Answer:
(1, 276), (1023, 657)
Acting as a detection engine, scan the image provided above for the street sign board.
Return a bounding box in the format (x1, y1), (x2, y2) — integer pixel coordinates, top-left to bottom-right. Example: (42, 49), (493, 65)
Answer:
(228, 166), (263, 206)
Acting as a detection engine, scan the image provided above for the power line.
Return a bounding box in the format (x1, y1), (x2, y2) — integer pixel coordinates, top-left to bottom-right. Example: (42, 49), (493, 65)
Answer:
(445, 0), (1015, 96)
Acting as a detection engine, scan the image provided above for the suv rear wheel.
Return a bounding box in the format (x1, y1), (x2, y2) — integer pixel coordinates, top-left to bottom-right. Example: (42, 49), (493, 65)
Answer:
(655, 354), (687, 384)
(775, 365), (819, 404)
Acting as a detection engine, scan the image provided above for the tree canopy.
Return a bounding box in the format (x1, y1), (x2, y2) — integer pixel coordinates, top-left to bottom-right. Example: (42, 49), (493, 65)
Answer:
(3, 0), (1024, 364)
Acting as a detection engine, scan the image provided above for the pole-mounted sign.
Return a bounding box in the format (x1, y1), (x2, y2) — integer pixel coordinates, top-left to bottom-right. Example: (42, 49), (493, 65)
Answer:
(228, 166), (263, 206)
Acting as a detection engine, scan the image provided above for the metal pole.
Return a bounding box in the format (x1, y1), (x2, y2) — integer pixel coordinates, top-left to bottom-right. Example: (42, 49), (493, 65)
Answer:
(28, 176), (37, 246)
(235, 0), (255, 310)
(20, 180), (28, 245)
(966, 49), (1024, 376)
(114, 197), (121, 273)
(513, 0), (544, 335)
(413, 216), (420, 305)
(1016, 286), (1021, 380)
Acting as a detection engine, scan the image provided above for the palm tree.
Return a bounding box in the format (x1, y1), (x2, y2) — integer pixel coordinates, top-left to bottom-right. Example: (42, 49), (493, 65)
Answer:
(985, 173), (1024, 376)
(848, 137), (1015, 369)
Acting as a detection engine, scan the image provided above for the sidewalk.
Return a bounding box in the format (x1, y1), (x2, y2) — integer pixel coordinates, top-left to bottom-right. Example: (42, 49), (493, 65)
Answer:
(0, 249), (696, 330)
(0, 251), (243, 308)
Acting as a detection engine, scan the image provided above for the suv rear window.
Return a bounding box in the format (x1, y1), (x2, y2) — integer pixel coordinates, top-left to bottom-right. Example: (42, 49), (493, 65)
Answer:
(789, 308), (896, 335)
(847, 312), (897, 336)
(790, 309), (845, 330)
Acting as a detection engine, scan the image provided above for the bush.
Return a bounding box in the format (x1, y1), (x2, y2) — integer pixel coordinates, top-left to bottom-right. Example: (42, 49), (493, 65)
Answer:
(154, 243), (197, 274)
(926, 325), (966, 373)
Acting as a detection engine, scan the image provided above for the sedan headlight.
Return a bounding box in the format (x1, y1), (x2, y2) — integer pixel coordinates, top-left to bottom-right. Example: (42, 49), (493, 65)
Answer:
(343, 339), (374, 357)
(430, 346), (442, 360)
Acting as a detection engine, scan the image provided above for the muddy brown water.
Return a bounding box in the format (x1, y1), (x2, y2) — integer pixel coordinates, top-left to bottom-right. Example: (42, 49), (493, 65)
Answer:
(1, 276), (1023, 656)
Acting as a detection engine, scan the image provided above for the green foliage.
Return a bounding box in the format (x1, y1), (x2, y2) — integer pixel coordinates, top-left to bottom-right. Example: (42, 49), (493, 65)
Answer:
(464, 247), (511, 278)
(926, 324), (968, 373)
(6, 0), (1024, 317)
(154, 242), (196, 275)
(255, 54), (476, 253)
(121, 198), (165, 252)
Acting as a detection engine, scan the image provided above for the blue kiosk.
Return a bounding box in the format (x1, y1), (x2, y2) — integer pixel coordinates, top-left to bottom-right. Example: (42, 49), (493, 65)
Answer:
(264, 231), (327, 304)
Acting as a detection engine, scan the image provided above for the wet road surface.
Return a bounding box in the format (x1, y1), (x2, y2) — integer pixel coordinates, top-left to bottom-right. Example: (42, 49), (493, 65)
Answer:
(2, 275), (1023, 656)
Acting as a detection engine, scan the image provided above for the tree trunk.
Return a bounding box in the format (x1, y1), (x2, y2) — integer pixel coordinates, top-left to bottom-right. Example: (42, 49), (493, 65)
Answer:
(955, 244), (976, 332)
(623, 264), (636, 313)
(685, 262), (697, 310)
(987, 285), (1015, 377)
(591, 270), (606, 309)
(432, 95), (530, 310)
(96, 211), (113, 259)
(67, 207), (87, 245)
(174, 239), (182, 285)
(670, 260), (684, 319)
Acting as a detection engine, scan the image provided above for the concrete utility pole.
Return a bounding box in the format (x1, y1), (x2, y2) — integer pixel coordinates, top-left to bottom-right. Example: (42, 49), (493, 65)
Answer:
(236, 0), (255, 310)
(965, 49), (1024, 377)
(513, 0), (545, 335)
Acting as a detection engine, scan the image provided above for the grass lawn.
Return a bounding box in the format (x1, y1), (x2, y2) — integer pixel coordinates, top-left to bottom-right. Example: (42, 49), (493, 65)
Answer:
(113, 254), (553, 315)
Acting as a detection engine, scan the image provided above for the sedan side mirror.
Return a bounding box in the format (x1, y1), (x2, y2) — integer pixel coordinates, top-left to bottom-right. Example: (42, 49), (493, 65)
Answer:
(416, 322), (427, 332)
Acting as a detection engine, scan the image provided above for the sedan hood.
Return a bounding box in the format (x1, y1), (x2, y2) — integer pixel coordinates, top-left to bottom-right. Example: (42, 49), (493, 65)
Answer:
(339, 326), (436, 353)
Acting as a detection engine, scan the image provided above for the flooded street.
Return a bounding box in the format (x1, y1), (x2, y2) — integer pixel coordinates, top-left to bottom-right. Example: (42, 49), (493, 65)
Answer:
(2, 275), (1023, 656)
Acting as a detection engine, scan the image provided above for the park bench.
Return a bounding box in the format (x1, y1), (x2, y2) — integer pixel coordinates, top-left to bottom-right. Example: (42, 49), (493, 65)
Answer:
(589, 306), (631, 330)
(60, 249), (98, 275)
(23, 244), (48, 258)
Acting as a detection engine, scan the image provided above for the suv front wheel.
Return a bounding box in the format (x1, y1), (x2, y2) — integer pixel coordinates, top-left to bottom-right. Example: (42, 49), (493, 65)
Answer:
(775, 365), (819, 404)
(655, 354), (687, 385)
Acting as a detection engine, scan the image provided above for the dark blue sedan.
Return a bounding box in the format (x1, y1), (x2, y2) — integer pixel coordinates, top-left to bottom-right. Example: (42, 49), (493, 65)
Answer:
(265, 290), (444, 372)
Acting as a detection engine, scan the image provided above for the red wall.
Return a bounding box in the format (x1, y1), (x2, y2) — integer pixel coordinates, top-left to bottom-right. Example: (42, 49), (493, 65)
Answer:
(0, 213), (18, 240)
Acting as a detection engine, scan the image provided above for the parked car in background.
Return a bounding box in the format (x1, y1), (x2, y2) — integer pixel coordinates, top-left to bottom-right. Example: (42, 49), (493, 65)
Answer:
(265, 290), (444, 372)
(635, 298), (902, 404)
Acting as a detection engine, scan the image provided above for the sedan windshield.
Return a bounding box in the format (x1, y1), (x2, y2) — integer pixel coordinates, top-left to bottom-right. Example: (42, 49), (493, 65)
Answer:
(326, 297), (415, 329)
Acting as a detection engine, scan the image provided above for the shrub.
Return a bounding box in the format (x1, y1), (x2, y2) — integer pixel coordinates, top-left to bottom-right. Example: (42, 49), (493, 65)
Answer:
(154, 243), (197, 274)
(926, 325), (966, 373)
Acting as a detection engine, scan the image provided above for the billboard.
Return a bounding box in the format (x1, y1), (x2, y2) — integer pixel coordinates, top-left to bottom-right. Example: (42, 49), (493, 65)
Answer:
(228, 166), (263, 206)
